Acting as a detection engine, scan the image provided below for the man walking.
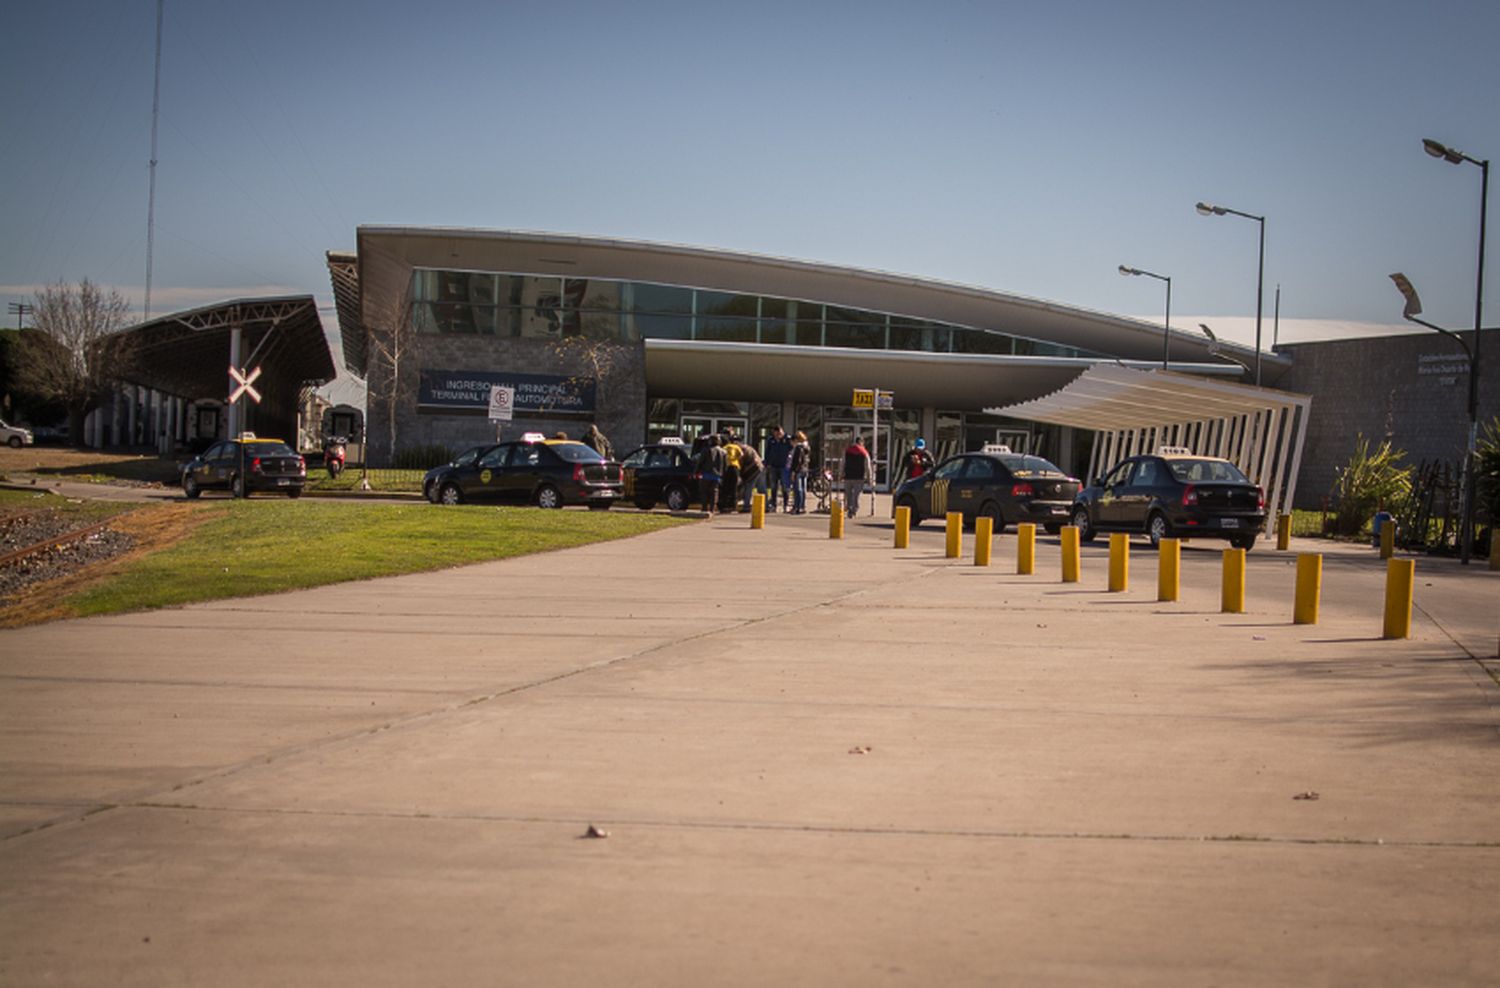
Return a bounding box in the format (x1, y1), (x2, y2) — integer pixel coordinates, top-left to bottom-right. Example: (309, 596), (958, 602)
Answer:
(842, 435), (873, 518)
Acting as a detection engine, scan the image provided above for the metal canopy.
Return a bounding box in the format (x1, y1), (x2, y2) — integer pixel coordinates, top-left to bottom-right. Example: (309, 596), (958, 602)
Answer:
(986, 364), (1313, 517)
(117, 295), (336, 439)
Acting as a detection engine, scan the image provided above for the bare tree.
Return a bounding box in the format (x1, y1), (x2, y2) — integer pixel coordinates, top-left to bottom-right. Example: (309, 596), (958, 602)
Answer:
(546, 333), (633, 437)
(13, 280), (134, 444)
(365, 281), (417, 473)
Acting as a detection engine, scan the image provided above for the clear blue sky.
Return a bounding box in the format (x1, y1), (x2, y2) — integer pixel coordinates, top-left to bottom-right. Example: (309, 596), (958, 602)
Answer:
(2, 0), (1495, 351)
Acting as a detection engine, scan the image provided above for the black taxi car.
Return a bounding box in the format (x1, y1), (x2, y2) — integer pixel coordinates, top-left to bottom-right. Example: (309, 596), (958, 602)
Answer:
(620, 438), (697, 511)
(892, 446), (1080, 532)
(423, 434), (622, 509)
(1070, 448), (1265, 550)
(181, 435), (306, 498)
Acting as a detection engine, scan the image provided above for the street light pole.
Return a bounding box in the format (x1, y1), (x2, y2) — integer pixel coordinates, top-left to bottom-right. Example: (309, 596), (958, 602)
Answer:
(1119, 265), (1172, 369)
(1196, 201), (1266, 385)
(1421, 138), (1489, 564)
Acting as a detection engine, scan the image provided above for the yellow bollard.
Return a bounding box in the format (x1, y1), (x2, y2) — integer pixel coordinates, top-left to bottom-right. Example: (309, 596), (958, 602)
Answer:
(1158, 537), (1180, 602)
(894, 505), (911, 549)
(1108, 532), (1129, 592)
(1382, 557), (1415, 639)
(1293, 552), (1322, 625)
(1276, 514), (1291, 551)
(829, 499), (844, 539)
(1379, 522), (1395, 559)
(945, 512), (963, 559)
(974, 516), (993, 566)
(1017, 523), (1036, 575)
(1061, 525), (1080, 583)
(1221, 547), (1246, 614)
(751, 491), (765, 529)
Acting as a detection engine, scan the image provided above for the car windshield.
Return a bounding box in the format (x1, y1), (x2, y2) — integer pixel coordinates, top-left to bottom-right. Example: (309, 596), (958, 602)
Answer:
(1167, 458), (1249, 483)
(549, 442), (605, 463)
(998, 455), (1067, 478)
(452, 446), (487, 467)
(243, 442), (296, 457)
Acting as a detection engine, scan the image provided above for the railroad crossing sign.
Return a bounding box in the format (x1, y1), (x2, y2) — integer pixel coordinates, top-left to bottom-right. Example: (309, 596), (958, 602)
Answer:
(488, 384), (515, 422)
(229, 364), (262, 404)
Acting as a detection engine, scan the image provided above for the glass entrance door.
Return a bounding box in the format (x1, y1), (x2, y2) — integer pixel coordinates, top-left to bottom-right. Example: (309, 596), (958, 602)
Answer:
(681, 415), (749, 448)
(823, 419), (894, 489)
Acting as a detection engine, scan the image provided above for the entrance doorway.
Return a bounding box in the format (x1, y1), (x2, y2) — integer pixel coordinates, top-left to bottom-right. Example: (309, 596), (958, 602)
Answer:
(822, 419), (894, 489)
(681, 415), (749, 447)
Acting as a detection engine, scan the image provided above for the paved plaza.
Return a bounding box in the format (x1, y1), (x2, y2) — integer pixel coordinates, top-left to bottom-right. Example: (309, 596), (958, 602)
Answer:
(1, 504), (1498, 985)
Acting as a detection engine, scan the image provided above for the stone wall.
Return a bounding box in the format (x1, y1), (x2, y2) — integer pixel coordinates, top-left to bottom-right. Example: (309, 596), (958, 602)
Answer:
(366, 333), (647, 466)
(1273, 328), (1499, 509)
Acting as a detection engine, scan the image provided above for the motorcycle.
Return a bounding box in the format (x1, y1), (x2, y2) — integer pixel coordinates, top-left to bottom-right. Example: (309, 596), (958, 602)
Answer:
(323, 436), (347, 478)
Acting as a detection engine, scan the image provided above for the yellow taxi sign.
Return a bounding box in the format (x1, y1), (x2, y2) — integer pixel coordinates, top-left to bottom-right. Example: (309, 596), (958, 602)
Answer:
(852, 389), (875, 408)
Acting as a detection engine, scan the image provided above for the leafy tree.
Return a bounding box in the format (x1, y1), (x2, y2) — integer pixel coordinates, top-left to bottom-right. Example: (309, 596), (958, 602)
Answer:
(1475, 417), (1500, 529)
(12, 280), (135, 444)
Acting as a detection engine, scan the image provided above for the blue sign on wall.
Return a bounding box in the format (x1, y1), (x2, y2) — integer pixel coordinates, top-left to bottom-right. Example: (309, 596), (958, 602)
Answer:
(417, 369), (596, 415)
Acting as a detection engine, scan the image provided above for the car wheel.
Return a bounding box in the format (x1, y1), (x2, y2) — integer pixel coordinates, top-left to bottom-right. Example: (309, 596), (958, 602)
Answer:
(665, 485), (690, 512)
(1229, 532), (1258, 551)
(536, 484), (563, 509)
(588, 501), (612, 511)
(232, 474), (246, 499)
(1147, 511), (1170, 549)
(7, 436), (20, 449)
(1071, 506), (1096, 543)
(634, 497), (656, 511)
(182, 475), (201, 499)
(439, 483), (463, 506)
(287, 488), (302, 499)
(980, 501), (1005, 534)
(896, 494), (922, 527)
(1043, 523), (1062, 536)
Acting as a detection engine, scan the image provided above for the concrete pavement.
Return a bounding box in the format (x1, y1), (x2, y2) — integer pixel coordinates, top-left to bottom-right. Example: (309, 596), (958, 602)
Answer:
(1, 502), (1498, 985)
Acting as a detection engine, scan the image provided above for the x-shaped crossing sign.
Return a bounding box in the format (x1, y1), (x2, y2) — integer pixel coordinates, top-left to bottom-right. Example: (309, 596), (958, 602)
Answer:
(228, 364), (263, 404)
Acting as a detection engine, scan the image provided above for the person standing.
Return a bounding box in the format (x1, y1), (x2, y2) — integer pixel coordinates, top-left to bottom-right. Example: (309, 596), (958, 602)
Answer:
(720, 435), (742, 513)
(737, 439), (764, 513)
(695, 435), (726, 514)
(789, 430), (811, 514)
(764, 426), (792, 512)
(581, 423), (613, 459)
(842, 435), (873, 518)
(906, 438), (934, 482)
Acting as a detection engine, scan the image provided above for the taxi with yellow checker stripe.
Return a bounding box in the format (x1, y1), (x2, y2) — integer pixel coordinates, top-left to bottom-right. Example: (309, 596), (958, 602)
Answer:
(892, 446), (1080, 532)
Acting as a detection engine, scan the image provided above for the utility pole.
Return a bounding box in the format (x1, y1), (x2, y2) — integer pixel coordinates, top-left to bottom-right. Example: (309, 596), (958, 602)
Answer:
(144, 0), (164, 319)
(7, 302), (34, 330)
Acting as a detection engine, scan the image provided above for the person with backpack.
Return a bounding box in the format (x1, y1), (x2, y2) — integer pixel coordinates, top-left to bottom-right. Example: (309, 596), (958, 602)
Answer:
(906, 438), (934, 482)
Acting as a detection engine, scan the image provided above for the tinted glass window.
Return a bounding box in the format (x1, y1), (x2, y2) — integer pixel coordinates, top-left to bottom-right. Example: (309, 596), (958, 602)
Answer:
(964, 458), (998, 480)
(453, 445), (486, 467)
(1134, 459), (1165, 486)
(549, 443), (603, 463)
(1167, 459), (1250, 483)
(246, 442), (296, 457)
(1104, 461), (1136, 486)
(933, 457), (966, 480)
(999, 455), (1066, 478)
(478, 445), (511, 469)
(623, 449), (649, 468)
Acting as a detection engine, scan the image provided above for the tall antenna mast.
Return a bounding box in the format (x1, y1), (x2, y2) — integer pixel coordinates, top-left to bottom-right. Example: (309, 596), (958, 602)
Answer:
(144, 0), (164, 319)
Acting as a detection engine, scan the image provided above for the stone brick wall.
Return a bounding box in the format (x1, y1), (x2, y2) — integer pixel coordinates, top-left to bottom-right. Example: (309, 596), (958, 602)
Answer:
(366, 333), (646, 466)
(1274, 328), (1499, 509)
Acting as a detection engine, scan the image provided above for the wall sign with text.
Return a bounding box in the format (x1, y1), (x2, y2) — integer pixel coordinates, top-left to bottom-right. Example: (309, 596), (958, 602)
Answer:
(417, 369), (596, 415)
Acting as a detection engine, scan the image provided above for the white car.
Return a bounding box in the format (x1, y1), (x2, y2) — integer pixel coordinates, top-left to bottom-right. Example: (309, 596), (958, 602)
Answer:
(0, 419), (34, 448)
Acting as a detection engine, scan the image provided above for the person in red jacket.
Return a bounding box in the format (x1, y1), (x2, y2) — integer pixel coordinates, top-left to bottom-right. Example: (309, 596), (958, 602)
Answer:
(842, 436), (873, 517)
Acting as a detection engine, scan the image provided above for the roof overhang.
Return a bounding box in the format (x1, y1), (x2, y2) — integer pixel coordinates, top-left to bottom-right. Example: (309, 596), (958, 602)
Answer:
(985, 364), (1310, 428)
(645, 339), (1243, 410)
(356, 227), (1285, 371)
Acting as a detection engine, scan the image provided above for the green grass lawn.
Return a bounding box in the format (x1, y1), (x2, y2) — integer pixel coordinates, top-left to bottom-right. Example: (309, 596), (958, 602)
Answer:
(0, 487), (142, 524)
(57, 500), (692, 618)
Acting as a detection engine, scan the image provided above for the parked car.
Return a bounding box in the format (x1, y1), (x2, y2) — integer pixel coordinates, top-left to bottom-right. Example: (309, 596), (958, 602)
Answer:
(0, 419), (34, 448)
(620, 439), (697, 511)
(892, 447), (1080, 532)
(1070, 448), (1265, 550)
(423, 434), (622, 509)
(181, 435), (307, 498)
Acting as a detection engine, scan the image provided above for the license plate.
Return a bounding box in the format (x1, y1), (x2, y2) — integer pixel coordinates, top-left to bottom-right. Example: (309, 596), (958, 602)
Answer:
(1222, 518), (1239, 528)
(1050, 506), (1067, 514)
(277, 478), (290, 486)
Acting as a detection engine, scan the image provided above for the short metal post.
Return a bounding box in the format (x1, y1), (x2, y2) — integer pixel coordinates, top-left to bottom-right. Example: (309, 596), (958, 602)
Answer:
(1158, 537), (1180, 602)
(751, 492), (765, 529)
(829, 499), (844, 539)
(974, 516), (993, 566)
(1017, 523), (1036, 575)
(894, 505), (910, 549)
(1293, 553), (1322, 625)
(1276, 514), (1291, 551)
(1222, 548), (1246, 614)
(1383, 558), (1415, 639)
(945, 512), (963, 559)
(1061, 526), (1080, 583)
(1108, 532), (1129, 592)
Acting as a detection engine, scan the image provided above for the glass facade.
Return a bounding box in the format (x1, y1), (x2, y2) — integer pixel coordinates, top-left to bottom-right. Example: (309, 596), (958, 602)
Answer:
(408, 268), (1104, 359)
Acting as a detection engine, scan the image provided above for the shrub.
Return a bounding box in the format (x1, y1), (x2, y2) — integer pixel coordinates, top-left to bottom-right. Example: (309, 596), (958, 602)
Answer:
(1476, 417), (1500, 528)
(1332, 436), (1411, 536)
(391, 443), (455, 470)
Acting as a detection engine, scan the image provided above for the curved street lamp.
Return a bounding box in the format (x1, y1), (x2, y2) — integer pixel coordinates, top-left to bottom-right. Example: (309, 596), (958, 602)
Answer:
(1119, 265), (1172, 369)
(1419, 137), (1489, 563)
(1197, 323), (1252, 374)
(1196, 201), (1266, 385)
